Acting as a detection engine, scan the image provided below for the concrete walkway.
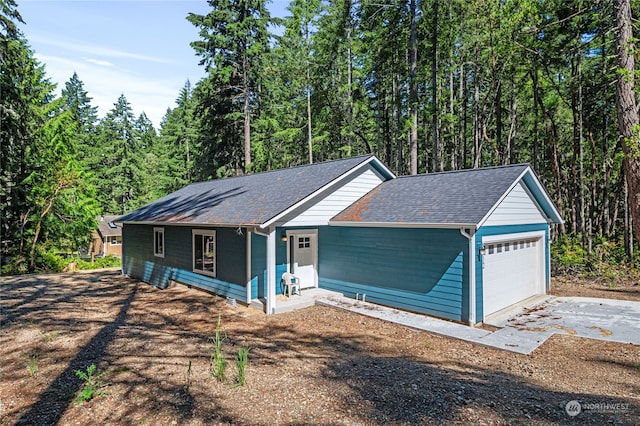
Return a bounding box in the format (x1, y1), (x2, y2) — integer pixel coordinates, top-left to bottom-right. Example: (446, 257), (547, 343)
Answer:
(316, 295), (640, 355)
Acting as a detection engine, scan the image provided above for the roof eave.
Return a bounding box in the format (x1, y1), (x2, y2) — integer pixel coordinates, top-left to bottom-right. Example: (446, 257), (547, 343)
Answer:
(329, 220), (477, 229)
(118, 220), (261, 228)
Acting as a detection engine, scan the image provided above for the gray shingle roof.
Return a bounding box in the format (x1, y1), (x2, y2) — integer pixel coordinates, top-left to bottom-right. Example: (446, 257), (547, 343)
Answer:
(331, 164), (532, 226)
(118, 155), (382, 226)
(96, 215), (122, 237)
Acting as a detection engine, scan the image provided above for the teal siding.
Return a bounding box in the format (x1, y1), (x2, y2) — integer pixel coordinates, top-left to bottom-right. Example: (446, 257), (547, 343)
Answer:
(319, 227), (468, 322)
(250, 233), (266, 298)
(248, 228), (290, 298)
(122, 224), (246, 301)
(474, 223), (550, 322)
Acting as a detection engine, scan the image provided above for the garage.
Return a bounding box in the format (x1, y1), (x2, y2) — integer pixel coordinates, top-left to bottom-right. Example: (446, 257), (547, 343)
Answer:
(482, 231), (546, 316)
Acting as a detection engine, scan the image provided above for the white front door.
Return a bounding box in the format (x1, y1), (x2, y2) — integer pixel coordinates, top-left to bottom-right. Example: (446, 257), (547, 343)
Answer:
(287, 230), (318, 289)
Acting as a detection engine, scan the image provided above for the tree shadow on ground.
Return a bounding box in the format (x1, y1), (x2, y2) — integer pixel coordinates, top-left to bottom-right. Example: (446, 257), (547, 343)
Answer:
(2, 272), (638, 425)
(11, 275), (137, 425)
(230, 319), (639, 425)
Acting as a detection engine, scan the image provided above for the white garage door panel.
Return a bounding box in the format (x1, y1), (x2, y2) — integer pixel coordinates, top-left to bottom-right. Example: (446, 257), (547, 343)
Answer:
(483, 238), (543, 316)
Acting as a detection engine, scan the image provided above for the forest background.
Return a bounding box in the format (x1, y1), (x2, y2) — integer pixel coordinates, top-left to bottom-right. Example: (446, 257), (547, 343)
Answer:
(2, 0), (640, 275)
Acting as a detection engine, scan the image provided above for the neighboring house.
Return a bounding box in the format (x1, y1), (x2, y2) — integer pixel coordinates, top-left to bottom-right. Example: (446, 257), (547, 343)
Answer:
(90, 216), (123, 257)
(117, 155), (563, 325)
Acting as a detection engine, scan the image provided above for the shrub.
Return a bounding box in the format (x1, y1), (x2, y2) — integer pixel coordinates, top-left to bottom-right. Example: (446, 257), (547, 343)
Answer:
(35, 249), (67, 273)
(551, 235), (588, 274)
(551, 234), (639, 275)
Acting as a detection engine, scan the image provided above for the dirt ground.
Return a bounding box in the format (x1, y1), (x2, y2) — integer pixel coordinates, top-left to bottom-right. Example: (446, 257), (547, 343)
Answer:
(1, 270), (638, 426)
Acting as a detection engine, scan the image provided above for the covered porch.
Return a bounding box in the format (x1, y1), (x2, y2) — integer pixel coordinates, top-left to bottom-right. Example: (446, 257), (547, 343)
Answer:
(249, 287), (342, 314)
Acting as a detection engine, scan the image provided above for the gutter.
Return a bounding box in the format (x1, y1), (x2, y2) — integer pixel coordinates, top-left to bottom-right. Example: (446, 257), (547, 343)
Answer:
(329, 221), (476, 229)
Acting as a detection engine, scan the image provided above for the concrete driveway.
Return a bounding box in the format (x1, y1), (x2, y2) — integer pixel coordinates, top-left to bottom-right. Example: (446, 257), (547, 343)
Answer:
(320, 295), (640, 355)
(482, 296), (640, 353)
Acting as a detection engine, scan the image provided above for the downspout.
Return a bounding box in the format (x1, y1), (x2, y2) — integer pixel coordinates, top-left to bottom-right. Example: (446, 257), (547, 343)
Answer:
(460, 227), (476, 326)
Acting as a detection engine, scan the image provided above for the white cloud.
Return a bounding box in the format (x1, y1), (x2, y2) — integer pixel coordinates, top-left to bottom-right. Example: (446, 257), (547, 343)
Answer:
(84, 58), (114, 67)
(30, 34), (175, 65)
(37, 53), (182, 128)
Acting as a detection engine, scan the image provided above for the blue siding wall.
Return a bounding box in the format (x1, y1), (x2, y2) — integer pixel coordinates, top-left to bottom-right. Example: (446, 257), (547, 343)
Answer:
(319, 227), (469, 322)
(474, 223), (549, 322)
(250, 232), (266, 299)
(249, 229), (289, 298)
(122, 224), (247, 302)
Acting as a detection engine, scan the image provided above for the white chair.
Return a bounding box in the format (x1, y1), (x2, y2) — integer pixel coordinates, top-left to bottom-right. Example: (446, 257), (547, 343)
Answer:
(281, 272), (301, 297)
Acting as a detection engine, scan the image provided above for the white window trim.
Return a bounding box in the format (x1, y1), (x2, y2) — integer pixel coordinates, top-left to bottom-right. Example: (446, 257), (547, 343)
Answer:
(192, 229), (217, 277)
(109, 236), (122, 246)
(154, 227), (165, 258)
(482, 230), (545, 245)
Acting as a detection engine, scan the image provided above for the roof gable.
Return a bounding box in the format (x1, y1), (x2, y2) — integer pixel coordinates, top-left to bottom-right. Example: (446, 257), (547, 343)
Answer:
(331, 164), (563, 227)
(118, 155), (394, 227)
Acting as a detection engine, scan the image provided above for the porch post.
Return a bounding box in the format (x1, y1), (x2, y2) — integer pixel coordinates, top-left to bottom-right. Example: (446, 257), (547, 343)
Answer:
(246, 231), (252, 303)
(265, 228), (277, 314)
(469, 231), (476, 325)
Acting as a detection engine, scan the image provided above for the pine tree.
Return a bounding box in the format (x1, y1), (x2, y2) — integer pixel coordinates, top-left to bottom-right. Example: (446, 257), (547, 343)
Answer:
(95, 95), (144, 214)
(61, 72), (99, 165)
(0, 29), (54, 262)
(188, 0), (271, 174)
(156, 81), (198, 194)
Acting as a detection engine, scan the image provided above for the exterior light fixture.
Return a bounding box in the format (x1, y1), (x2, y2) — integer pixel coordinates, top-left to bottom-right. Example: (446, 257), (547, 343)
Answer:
(478, 247), (486, 256)
(281, 234), (288, 242)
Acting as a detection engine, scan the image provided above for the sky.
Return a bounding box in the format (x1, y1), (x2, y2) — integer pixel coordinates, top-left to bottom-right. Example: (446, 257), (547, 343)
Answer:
(18, 1), (289, 129)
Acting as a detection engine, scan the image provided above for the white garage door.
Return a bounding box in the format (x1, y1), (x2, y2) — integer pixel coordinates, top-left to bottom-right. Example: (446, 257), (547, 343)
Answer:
(482, 233), (545, 317)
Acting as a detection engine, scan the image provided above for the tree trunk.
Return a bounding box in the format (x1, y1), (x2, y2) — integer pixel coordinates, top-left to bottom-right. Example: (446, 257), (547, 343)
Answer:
(431, 0), (439, 172)
(614, 0), (640, 248)
(243, 50), (251, 173)
(305, 17), (313, 164)
(409, 0), (418, 175)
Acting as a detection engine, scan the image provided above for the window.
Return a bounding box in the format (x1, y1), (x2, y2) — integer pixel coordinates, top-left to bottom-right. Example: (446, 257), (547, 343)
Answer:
(110, 236), (122, 246)
(298, 236), (310, 249)
(193, 229), (216, 276)
(154, 227), (164, 258)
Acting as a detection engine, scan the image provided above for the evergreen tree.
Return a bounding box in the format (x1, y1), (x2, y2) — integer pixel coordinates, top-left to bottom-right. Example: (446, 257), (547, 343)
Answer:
(253, 0), (321, 171)
(188, 0), (271, 174)
(61, 72), (99, 164)
(23, 101), (99, 268)
(95, 94), (145, 214)
(0, 28), (53, 263)
(156, 81), (198, 194)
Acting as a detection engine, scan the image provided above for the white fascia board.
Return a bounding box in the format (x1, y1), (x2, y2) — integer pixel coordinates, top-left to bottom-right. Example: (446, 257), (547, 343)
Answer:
(260, 156), (393, 229)
(524, 168), (564, 224)
(118, 221), (258, 228)
(329, 220), (477, 229)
